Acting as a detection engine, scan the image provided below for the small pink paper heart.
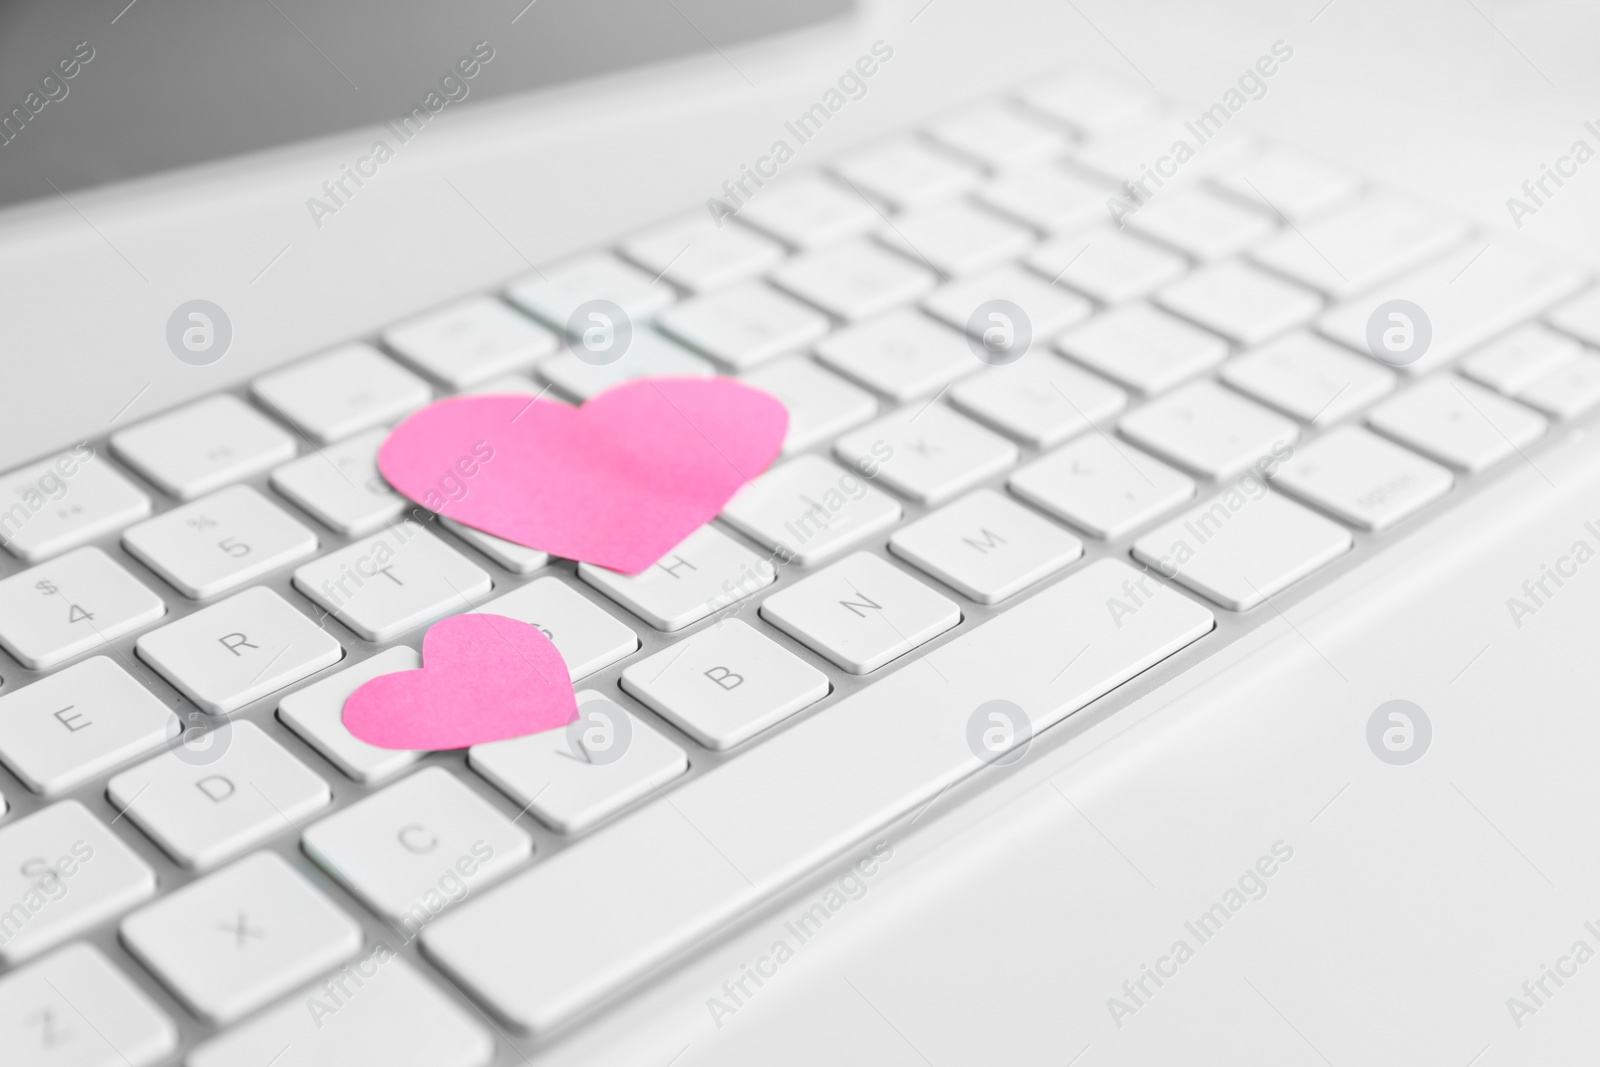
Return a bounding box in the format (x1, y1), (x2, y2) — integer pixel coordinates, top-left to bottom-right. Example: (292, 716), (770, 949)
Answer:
(343, 613), (577, 750)
(377, 376), (787, 574)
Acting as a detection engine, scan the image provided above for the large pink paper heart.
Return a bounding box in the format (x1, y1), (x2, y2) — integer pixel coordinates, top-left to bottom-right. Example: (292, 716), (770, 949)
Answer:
(378, 377), (787, 574)
(343, 613), (578, 750)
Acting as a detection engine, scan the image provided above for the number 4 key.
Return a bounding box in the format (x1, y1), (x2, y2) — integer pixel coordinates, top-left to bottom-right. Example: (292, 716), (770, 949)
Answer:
(0, 547), (166, 669)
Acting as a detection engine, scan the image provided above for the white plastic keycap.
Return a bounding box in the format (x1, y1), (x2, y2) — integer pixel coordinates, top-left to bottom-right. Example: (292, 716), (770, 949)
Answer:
(189, 958), (492, 1067)
(950, 354), (1128, 448)
(278, 646), (423, 784)
(442, 517), (549, 575)
(0, 657), (173, 795)
(0, 942), (177, 1067)
(1366, 376), (1547, 472)
(657, 282), (830, 370)
(270, 427), (411, 537)
(1271, 425), (1454, 531)
(108, 720), (331, 871)
(620, 619), (830, 750)
(538, 329), (715, 401)
(1220, 331), (1396, 425)
(740, 356), (877, 453)
(1211, 145), (1360, 222)
(253, 343), (432, 445)
(1117, 380), (1300, 479)
(0, 547), (165, 668)
(834, 404), (1019, 505)
(469, 691), (688, 834)
(734, 173), (878, 248)
(302, 766), (532, 927)
(1518, 353), (1600, 419)
(771, 239), (937, 321)
(293, 523), (492, 642)
(922, 264), (1093, 340)
(1025, 226), (1187, 305)
(383, 295), (559, 388)
(472, 577), (638, 679)
(110, 394), (296, 500)
(578, 524), (775, 631)
(1460, 323), (1582, 394)
(977, 164), (1111, 233)
(123, 484), (319, 599)
(1009, 433), (1195, 540)
(506, 251), (675, 329)
(879, 199), (1035, 277)
(1127, 188), (1274, 259)
(0, 447), (150, 564)
(889, 488), (1084, 603)
(831, 138), (981, 209)
(1250, 192), (1467, 298)
(814, 309), (975, 402)
(621, 213), (785, 292)
(759, 551), (961, 674)
(120, 850), (361, 1024)
(0, 800), (156, 964)
(1132, 490), (1352, 610)
(1057, 303), (1228, 394)
(1156, 260), (1321, 345)
(135, 586), (343, 714)
(721, 454), (903, 566)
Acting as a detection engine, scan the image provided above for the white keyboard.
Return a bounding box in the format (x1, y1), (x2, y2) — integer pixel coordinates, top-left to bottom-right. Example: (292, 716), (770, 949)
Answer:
(0, 69), (1594, 1064)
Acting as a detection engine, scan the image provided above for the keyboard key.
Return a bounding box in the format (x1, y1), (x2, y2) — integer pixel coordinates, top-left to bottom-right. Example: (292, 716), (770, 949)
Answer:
(1017, 71), (1160, 139)
(620, 619), (829, 750)
(302, 766), (532, 927)
(0, 800), (156, 964)
(814, 309), (975, 402)
(1319, 244), (1588, 376)
(293, 524), (491, 642)
(469, 691), (687, 833)
(1009, 433), (1194, 539)
(123, 485), (318, 599)
(383, 295), (559, 389)
(0, 942), (177, 1067)
(506, 251), (675, 330)
(1518, 353), (1600, 419)
(187, 957), (493, 1067)
(1132, 490), (1352, 610)
(831, 138), (982, 209)
(922, 264), (1094, 340)
(578, 524), (775, 631)
(473, 577), (638, 679)
(1156, 260), (1321, 345)
(1025, 225), (1187, 304)
(270, 428), (411, 537)
(657, 282), (830, 369)
(889, 488), (1083, 603)
(771, 239), (937, 321)
(425, 557), (1211, 1035)
(441, 517), (549, 575)
(538, 328), (715, 401)
(0, 447), (150, 564)
(620, 213), (785, 292)
(1250, 192), (1467, 298)
(110, 395), (296, 500)
(834, 404), (1019, 505)
(108, 720), (330, 870)
(925, 103), (1068, 170)
(877, 199), (1035, 277)
(950, 354), (1128, 448)
(1460, 323), (1582, 394)
(277, 646), (423, 784)
(1367, 376), (1547, 472)
(721, 454), (902, 565)
(1219, 331), (1396, 425)
(0, 657), (172, 795)
(1117, 380), (1300, 479)
(136, 586), (343, 714)
(254, 344), (432, 445)
(760, 551), (960, 674)
(1271, 425), (1453, 531)
(1548, 286), (1600, 346)
(0, 547), (165, 669)
(120, 851), (360, 1024)
(734, 173), (878, 248)
(740, 356), (877, 453)
(977, 164), (1111, 233)
(1210, 145), (1361, 221)
(1127, 187), (1275, 259)
(1073, 120), (1256, 191)
(1056, 303), (1228, 394)
(460, 373), (540, 395)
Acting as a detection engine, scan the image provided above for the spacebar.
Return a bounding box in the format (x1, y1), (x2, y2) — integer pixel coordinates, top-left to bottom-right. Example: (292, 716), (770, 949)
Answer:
(423, 558), (1213, 1033)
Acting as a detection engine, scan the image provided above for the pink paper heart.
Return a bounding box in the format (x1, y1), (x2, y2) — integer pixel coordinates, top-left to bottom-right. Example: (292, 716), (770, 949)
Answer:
(377, 377), (787, 574)
(343, 613), (578, 750)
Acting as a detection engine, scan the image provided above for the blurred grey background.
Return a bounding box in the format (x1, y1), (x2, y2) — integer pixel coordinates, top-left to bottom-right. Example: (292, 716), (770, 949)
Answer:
(0, 0), (853, 207)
